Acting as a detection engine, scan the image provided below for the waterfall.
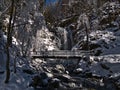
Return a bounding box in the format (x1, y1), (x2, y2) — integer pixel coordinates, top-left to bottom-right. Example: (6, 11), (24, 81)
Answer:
(63, 27), (74, 50)
(63, 29), (68, 50)
(67, 27), (74, 50)
(57, 27), (74, 50)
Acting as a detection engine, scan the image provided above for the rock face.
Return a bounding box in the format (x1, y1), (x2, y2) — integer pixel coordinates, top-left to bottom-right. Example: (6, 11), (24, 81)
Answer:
(34, 27), (58, 51)
(12, 0), (44, 56)
(12, 0), (58, 56)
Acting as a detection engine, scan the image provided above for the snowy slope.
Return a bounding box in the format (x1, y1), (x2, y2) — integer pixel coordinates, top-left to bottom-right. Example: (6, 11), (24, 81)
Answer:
(0, 1), (120, 90)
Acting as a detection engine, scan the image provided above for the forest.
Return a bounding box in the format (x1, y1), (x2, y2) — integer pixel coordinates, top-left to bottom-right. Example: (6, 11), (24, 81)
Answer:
(0, 0), (120, 90)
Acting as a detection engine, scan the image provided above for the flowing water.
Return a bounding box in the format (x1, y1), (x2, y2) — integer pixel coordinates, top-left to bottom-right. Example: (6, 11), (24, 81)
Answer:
(63, 28), (74, 50)
(63, 29), (68, 50)
(67, 28), (74, 50)
(57, 27), (74, 50)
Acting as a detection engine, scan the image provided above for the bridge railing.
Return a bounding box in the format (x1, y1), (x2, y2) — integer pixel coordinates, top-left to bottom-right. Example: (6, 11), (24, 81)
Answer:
(31, 50), (90, 57)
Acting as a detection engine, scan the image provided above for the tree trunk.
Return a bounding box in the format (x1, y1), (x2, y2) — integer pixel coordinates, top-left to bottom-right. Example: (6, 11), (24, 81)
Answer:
(5, 0), (15, 83)
(5, 45), (10, 83)
(85, 23), (89, 51)
(84, 15), (90, 63)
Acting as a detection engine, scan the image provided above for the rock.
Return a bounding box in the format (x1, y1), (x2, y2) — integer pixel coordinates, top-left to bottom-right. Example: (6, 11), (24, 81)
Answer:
(23, 69), (34, 75)
(100, 63), (110, 70)
(40, 72), (53, 80)
(83, 56), (89, 61)
(68, 82), (76, 88)
(42, 79), (49, 86)
(52, 68), (62, 73)
(95, 49), (102, 56)
(94, 57), (100, 62)
(92, 74), (102, 79)
(52, 64), (66, 74)
(66, 64), (77, 73)
(42, 66), (51, 73)
(58, 83), (68, 90)
(90, 37), (97, 40)
(49, 78), (60, 89)
(80, 42), (101, 50)
(29, 75), (42, 88)
(90, 43), (101, 50)
(30, 72), (53, 88)
(56, 64), (65, 72)
(110, 38), (116, 41)
(55, 74), (71, 83)
(46, 72), (53, 78)
(115, 82), (120, 89)
(40, 72), (49, 79)
(84, 72), (92, 78)
(103, 78), (117, 90)
(73, 68), (83, 74)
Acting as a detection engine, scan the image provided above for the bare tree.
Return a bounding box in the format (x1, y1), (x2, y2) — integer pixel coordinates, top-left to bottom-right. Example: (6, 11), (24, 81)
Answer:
(5, 0), (15, 83)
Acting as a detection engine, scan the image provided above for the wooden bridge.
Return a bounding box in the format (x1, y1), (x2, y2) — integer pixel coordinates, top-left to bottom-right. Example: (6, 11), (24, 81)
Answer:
(31, 50), (90, 59)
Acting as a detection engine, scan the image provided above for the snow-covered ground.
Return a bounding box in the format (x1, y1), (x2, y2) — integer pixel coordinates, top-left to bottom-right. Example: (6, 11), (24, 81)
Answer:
(0, 25), (59, 90)
(0, 72), (34, 90)
(1, 26), (120, 89)
(0, 2), (120, 89)
(0, 31), (33, 90)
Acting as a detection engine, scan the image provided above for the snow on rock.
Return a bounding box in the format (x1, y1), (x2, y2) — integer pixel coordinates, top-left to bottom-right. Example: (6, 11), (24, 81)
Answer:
(88, 55), (120, 77)
(29, 27), (59, 72)
(0, 1), (120, 90)
(33, 27), (59, 51)
(0, 31), (33, 90)
(75, 25), (120, 85)
(73, 2), (120, 83)
(89, 29), (119, 55)
(12, 0), (47, 56)
(78, 25), (120, 79)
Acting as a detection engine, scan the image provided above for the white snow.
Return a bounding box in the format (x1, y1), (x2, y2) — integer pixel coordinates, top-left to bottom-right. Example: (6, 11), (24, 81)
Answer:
(0, 72), (34, 90)
(0, 1), (120, 89)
